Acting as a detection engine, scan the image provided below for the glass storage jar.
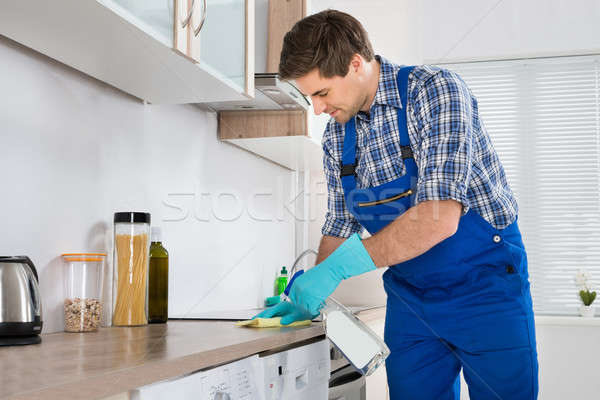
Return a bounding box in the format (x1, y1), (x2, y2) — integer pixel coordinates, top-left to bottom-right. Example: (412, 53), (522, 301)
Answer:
(62, 253), (106, 332)
(112, 212), (151, 326)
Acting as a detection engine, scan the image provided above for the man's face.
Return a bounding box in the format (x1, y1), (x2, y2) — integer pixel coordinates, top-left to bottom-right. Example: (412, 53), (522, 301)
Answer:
(294, 62), (367, 124)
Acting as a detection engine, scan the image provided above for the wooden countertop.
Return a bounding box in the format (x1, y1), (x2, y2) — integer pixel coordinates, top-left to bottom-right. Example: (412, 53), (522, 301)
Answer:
(0, 307), (386, 400)
(0, 320), (324, 400)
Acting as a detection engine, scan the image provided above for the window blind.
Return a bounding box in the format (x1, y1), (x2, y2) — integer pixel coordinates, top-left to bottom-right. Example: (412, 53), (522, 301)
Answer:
(441, 55), (600, 315)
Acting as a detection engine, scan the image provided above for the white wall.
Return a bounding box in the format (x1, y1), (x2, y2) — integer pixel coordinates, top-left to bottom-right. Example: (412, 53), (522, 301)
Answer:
(422, 0), (600, 63)
(534, 321), (600, 400)
(311, 0), (423, 66)
(0, 36), (296, 333)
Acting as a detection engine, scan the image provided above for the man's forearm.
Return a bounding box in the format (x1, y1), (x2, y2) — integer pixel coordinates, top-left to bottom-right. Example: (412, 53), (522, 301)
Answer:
(316, 235), (345, 264)
(362, 200), (462, 267)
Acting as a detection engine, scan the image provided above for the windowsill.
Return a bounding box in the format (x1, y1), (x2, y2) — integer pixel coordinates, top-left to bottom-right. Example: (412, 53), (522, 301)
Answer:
(535, 315), (600, 326)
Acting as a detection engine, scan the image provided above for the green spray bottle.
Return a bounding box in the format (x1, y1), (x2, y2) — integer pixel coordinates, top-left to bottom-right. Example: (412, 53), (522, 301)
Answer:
(275, 266), (288, 296)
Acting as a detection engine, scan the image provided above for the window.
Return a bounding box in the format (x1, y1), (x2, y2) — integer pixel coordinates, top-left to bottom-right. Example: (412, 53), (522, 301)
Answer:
(441, 55), (600, 315)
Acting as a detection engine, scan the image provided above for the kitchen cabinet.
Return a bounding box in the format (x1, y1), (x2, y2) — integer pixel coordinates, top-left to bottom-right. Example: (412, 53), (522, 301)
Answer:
(0, 0), (254, 104)
(101, 0), (175, 46)
(219, 110), (327, 171)
(170, 0), (252, 92)
(218, 0), (328, 171)
(192, 0), (250, 91)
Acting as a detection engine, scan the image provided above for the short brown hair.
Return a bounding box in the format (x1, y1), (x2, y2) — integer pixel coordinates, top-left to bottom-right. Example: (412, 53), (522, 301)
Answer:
(279, 9), (374, 80)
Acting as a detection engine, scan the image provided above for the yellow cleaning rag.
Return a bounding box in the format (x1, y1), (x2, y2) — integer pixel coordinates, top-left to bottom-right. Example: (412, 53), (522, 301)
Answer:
(235, 317), (311, 328)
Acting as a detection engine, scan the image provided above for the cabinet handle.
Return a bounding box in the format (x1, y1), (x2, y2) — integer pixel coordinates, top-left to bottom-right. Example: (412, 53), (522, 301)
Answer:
(181, 0), (194, 28)
(193, 0), (207, 37)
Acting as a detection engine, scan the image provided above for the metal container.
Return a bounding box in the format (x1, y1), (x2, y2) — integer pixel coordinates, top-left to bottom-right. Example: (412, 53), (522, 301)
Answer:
(0, 256), (43, 345)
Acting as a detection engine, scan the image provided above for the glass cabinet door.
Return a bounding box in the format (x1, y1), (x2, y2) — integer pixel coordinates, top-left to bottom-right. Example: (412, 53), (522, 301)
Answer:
(99, 0), (175, 46)
(190, 0), (248, 91)
(97, 0), (252, 99)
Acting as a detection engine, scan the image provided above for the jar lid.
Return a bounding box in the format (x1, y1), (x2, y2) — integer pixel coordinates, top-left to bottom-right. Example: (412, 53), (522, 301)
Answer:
(114, 212), (151, 224)
(62, 253), (107, 262)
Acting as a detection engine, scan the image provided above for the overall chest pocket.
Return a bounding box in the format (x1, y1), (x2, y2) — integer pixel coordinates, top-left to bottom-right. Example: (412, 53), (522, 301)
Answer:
(349, 185), (414, 222)
(361, 155), (409, 187)
(350, 154), (414, 219)
(357, 189), (413, 207)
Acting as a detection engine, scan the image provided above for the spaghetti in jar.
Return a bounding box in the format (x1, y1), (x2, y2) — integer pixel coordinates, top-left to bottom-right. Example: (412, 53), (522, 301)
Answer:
(112, 212), (151, 326)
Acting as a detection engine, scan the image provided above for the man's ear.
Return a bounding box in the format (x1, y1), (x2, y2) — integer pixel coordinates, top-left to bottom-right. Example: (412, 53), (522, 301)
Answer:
(349, 53), (363, 74)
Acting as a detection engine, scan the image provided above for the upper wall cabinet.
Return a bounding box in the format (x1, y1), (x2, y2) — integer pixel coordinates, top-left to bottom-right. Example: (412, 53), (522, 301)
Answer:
(0, 0), (254, 104)
(217, 0), (330, 171)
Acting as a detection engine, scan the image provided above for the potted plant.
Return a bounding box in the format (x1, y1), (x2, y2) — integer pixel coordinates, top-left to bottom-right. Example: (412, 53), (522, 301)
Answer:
(575, 269), (597, 317)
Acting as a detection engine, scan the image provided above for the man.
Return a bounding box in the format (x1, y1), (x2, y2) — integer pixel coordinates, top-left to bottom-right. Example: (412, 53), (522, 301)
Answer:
(255, 9), (538, 399)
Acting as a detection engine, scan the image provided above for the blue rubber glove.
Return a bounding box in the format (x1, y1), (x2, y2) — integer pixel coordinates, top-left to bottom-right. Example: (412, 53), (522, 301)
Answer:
(289, 233), (376, 316)
(251, 301), (316, 325)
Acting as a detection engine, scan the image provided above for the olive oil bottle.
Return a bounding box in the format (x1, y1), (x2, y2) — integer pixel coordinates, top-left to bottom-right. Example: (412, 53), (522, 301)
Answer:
(149, 227), (169, 323)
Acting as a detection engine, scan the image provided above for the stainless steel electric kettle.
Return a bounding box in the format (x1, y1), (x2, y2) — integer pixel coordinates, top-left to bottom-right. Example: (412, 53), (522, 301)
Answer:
(0, 256), (43, 345)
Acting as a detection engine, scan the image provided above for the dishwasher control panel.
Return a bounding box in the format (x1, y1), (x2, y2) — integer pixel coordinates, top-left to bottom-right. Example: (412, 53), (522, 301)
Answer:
(130, 355), (261, 399)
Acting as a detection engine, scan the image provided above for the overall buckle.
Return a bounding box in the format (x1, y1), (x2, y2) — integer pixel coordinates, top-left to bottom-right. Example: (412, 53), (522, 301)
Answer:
(400, 145), (413, 159)
(340, 162), (357, 177)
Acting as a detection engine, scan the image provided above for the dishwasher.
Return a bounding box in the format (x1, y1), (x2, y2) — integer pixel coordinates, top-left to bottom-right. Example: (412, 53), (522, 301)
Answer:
(258, 337), (331, 399)
(129, 338), (331, 400)
(129, 337), (369, 399)
(259, 338), (367, 400)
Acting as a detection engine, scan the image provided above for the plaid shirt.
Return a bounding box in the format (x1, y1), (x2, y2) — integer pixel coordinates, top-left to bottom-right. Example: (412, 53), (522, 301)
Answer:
(321, 56), (518, 237)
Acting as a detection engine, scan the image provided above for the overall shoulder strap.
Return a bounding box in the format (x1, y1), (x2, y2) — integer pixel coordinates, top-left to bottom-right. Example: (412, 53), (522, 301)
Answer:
(340, 116), (358, 193)
(339, 65), (416, 192)
(396, 66), (415, 158)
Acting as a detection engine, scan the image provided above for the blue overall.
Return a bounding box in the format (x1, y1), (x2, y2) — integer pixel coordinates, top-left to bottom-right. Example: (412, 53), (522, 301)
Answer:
(340, 67), (539, 399)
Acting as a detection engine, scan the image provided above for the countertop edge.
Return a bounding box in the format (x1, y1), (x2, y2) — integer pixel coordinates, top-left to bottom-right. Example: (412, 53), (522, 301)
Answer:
(3, 324), (325, 400)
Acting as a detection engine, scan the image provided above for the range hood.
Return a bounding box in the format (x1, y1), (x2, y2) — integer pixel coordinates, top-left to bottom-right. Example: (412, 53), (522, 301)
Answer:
(207, 73), (311, 111)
